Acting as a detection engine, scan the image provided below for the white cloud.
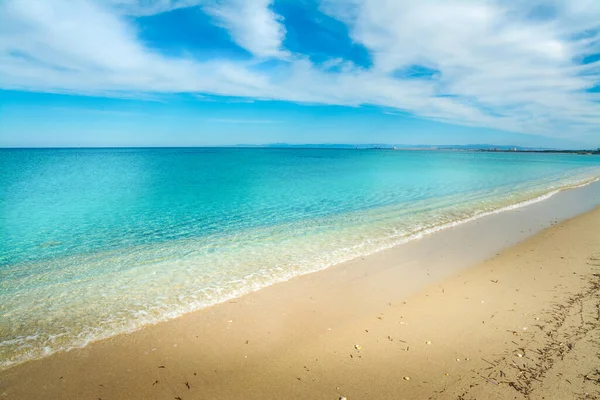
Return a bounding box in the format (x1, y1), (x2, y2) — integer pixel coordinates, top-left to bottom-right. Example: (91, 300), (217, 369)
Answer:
(0, 0), (599, 143)
(202, 0), (287, 58)
(321, 0), (600, 138)
(104, 0), (196, 16)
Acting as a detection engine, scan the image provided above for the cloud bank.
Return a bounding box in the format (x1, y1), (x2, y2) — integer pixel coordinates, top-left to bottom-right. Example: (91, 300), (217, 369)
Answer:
(1, 0), (599, 141)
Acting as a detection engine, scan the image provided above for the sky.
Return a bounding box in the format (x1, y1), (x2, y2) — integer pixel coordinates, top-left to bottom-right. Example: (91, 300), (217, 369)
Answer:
(0, 0), (599, 148)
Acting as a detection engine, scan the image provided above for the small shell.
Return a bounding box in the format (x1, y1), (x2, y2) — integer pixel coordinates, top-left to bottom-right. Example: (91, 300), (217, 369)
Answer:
(354, 344), (362, 350)
(339, 397), (347, 400)
(517, 353), (523, 358)
(425, 341), (432, 345)
(456, 358), (460, 362)
(403, 376), (410, 381)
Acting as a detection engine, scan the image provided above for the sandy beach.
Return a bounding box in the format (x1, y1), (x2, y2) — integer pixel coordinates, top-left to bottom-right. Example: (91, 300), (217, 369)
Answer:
(3, 1), (600, 397)
(1, 199), (600, 399)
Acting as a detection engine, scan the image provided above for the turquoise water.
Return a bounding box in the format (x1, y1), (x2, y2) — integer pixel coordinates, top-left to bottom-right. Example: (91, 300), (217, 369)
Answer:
(1, 148), (600, 368)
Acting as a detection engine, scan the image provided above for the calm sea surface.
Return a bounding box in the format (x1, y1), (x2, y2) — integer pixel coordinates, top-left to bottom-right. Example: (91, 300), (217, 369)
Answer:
(1, 148), (600, 368)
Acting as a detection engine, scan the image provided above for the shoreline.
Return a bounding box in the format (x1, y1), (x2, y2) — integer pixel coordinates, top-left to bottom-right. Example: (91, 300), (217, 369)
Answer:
(2, 175), (600, 371)
(1, 184), (600, 398)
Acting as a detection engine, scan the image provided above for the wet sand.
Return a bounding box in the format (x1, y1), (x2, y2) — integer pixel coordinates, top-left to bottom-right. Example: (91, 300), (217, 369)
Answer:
(1, 185), (600, 399)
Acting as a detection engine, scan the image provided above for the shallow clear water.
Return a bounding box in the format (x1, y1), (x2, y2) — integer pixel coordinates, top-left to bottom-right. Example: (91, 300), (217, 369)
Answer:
(1, 148), (600, 368)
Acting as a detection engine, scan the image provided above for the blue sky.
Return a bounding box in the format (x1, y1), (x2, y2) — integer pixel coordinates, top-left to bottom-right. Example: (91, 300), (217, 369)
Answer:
(1, 0), (599, 148)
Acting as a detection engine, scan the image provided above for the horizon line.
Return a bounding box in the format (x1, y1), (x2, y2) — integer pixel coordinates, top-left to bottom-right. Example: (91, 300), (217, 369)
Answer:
(0, 144), (574, 150)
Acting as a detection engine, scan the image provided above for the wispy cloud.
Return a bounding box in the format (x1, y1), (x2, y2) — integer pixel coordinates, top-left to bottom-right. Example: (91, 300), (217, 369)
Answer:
(202, 0), (288, 58)
(0, 0), (599, 142)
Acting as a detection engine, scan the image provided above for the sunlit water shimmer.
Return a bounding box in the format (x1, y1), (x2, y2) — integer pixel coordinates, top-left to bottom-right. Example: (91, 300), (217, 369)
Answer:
(2, 148), (600, 368)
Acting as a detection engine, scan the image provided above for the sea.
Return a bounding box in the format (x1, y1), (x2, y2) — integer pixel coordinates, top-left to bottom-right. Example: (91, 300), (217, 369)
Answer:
(1, 147), (600, 369)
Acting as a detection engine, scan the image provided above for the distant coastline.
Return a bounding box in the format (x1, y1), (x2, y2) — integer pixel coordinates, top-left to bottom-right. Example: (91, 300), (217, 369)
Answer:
(475, 148), (600, 155)
(225, 143), (600, 155)
(231, 143), (600, 154)
(395, 147), (600, 155)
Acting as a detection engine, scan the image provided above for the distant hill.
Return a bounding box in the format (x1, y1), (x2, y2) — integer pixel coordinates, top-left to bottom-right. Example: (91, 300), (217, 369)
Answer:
(231, 143), (549, 151)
